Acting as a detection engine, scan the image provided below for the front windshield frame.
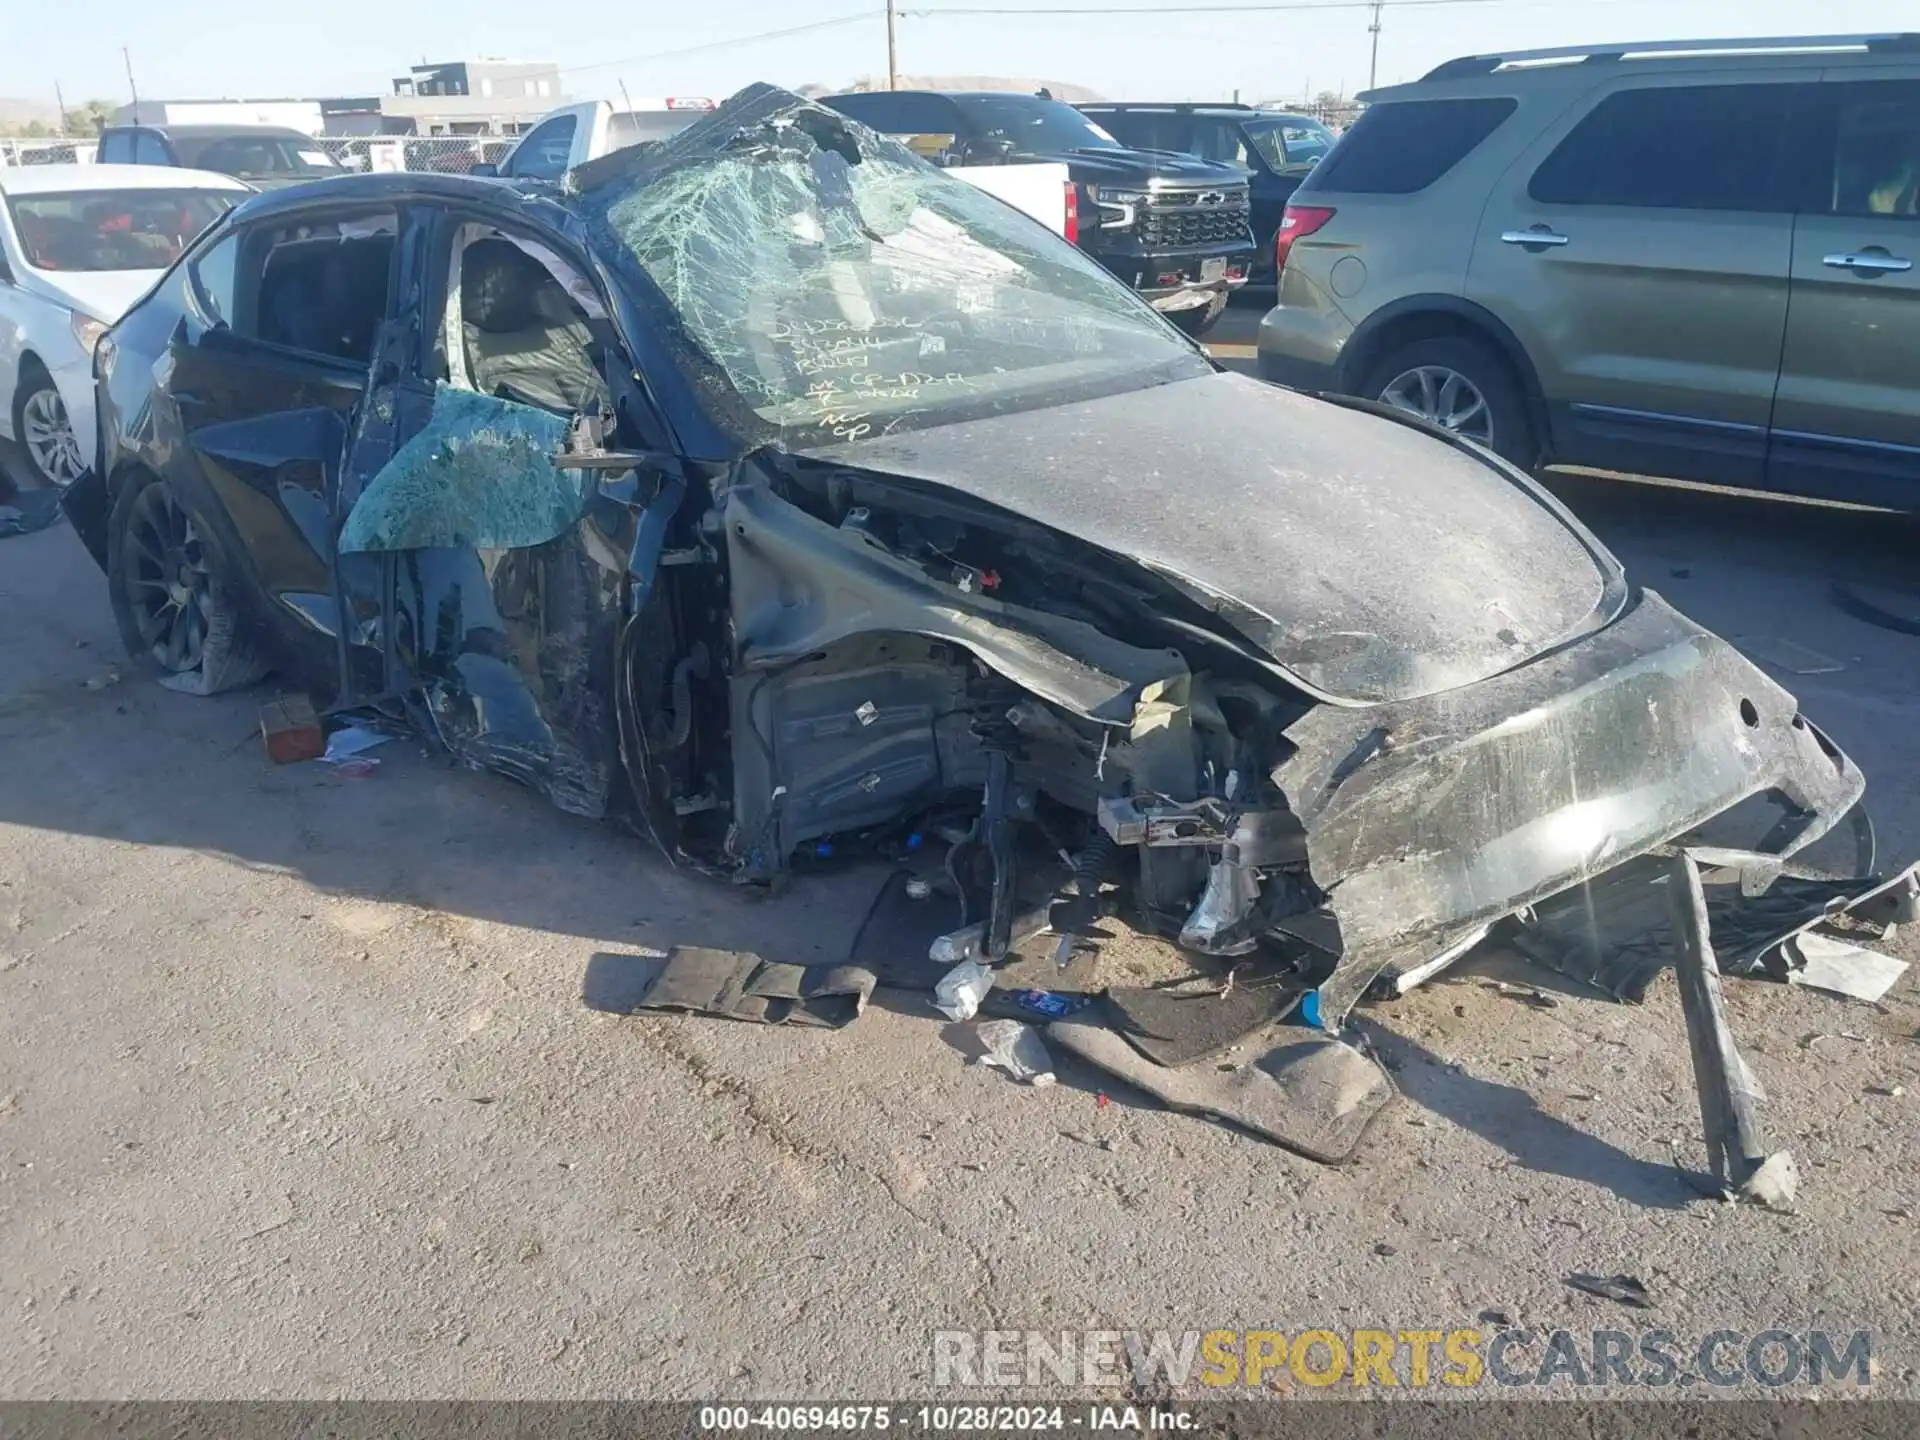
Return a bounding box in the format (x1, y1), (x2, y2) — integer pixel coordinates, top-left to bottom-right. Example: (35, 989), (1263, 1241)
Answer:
(1246, 116), (1335, 169)
(954, 95), (1120, 158)
(5, 189), (238, 273)
(572, 86), (1212, 453)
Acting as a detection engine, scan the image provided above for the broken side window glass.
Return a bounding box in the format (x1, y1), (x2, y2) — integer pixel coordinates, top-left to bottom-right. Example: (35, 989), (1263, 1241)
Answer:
(440, 222), (611, 415)
(336, 383), (594, 553)
(575, 85), (1210, 446)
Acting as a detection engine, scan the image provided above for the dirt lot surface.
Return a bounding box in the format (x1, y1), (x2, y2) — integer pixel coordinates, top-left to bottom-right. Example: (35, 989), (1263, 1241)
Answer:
(5, 419), (1920, 1401)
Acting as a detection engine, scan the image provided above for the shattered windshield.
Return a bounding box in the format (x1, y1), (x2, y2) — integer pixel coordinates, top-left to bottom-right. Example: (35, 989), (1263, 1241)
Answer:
(574, 86), (1209, 446)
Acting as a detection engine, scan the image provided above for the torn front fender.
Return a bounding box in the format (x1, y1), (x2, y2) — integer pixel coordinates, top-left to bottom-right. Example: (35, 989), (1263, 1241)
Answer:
(1276, 590), (1865, 1024)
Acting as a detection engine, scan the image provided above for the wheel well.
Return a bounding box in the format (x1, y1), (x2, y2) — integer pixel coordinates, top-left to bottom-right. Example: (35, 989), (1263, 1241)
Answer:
(1339, 304), (1550, 461)
(12, 350), (50, 396)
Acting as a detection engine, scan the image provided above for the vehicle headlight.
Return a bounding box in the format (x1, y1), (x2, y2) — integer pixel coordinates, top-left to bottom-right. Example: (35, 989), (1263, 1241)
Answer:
(70, 313), (109, 355)
(1094, 187), (1146, 229)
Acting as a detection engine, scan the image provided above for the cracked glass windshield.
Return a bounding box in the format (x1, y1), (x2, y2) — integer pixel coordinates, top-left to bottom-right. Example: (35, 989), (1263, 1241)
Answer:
(577, 87), (1209, 446)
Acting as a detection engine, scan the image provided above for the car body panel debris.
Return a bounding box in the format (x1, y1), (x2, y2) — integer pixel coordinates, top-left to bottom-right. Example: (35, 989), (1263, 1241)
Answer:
(1049, 1016), (1393, 1164)
(627, 946), (876, 1028)
(63, 82), (1915, 1185)
(1786, 932), (1910, 1004)
(1102, 980), (1305, 1067)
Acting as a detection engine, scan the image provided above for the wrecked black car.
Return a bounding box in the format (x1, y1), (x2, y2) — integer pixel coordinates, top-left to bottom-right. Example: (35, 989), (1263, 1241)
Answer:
(62, 86), (1908, 1191)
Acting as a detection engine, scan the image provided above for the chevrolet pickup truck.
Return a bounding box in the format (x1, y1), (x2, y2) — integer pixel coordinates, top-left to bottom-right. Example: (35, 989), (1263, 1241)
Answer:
(822, 90), (1256, 335)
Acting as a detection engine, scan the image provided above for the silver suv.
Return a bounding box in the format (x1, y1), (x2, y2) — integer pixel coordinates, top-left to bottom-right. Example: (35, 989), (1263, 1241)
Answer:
(1256, 34), (1920, 507)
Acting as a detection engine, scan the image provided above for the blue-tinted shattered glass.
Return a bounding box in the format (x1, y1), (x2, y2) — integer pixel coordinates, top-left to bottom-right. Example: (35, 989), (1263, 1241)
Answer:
(338, 384), (592, 554)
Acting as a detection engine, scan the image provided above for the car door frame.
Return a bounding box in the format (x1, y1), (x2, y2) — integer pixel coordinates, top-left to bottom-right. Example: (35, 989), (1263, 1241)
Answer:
(334, 197), (697, 820)
(1464, 71), (1815, 489)
(1765, 68), (1920, 505)
(156, 192), (414, 702)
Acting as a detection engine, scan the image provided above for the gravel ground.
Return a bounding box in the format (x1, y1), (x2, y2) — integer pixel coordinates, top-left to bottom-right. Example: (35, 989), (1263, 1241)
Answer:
(4, 443), (1920, 1403)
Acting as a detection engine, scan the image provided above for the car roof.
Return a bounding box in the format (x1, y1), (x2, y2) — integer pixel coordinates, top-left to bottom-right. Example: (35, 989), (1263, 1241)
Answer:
(1368, 31), (1919, 100)
(223, 169), (541, 226)
(105, 123), (317, 140)
(0, 163), (253, 196)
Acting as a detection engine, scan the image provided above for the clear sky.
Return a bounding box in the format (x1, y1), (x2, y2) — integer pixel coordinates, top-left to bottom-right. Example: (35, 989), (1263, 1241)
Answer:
(2, 0), (1907, 112)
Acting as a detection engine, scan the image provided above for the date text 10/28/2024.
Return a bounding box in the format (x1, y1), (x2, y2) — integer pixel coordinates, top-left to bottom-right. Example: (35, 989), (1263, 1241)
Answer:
(698, 1405), (1196, 1432)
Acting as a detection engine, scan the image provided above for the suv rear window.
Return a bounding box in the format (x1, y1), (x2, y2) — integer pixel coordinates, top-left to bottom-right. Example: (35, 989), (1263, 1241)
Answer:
(1304, 97), (1515, 194)
(1529, 84), (1799, 211)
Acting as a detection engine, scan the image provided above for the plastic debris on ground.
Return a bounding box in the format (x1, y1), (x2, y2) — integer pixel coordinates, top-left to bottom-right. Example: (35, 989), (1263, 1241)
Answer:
(320, 725), (393, 764)
(1004, 988), (1094, 1020)
(934, 960), (994, 1021)
(1785, 931), (1910, 1003)
(973, 1019), (1056, 1086)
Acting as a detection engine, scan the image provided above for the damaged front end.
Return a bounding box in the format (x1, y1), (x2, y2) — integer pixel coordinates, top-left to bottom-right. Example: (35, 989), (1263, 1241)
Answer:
(550, 86), (1909, 1187)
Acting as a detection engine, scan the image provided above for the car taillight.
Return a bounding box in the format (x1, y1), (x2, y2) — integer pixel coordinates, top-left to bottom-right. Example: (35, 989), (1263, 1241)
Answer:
(1064, 182), (1080, 246)
(1274, 203), (1335, 276)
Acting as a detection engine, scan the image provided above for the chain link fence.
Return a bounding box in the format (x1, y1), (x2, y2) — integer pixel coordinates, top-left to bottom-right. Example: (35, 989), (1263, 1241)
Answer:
(0, 138), (84, 166)
(313, 135), (520, 175)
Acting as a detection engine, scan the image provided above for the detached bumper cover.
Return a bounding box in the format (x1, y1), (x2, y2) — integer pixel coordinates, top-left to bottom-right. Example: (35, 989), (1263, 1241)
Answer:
(1274, 590), (1866, 1021)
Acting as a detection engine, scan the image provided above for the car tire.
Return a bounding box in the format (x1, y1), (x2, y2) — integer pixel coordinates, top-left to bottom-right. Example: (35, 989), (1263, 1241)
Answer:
(1170, 293), (1229, 338)
(1361, 336), (1535, 467)
(11, 361), (86, 489)
(106, 470), (268, 695)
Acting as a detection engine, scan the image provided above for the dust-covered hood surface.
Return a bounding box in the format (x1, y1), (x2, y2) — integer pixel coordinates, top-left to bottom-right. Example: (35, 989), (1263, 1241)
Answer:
(820, 372), (1621, 704)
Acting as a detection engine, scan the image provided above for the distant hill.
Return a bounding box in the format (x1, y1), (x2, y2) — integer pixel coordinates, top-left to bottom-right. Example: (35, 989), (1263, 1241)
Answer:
(0, 96), (63, 132)
(829, 75), (1105, 102)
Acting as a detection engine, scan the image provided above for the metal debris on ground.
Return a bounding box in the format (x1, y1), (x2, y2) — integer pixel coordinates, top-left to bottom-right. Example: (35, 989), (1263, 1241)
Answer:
(81, 669), (121, 691)
(934, 960), (994, 1022)
(1565, 1273), (1653, 1309)
(1785, 931), (1910, 1004)
(1484, 981), (1561, 1010)
(973, 1019), (1056, 1086)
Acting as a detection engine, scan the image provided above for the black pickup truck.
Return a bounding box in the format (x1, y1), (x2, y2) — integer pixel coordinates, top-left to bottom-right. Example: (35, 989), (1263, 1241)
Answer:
(821, 90), (1255, 336)
(1077, 103), (1338, 289)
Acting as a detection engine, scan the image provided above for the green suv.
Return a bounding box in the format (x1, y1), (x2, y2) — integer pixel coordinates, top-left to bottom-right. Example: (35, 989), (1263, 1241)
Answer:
(1256, 34), (1920, 507)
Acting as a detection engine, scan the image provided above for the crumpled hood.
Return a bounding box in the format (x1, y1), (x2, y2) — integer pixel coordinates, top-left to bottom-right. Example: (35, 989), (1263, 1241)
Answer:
(821, 371), (1623, 705)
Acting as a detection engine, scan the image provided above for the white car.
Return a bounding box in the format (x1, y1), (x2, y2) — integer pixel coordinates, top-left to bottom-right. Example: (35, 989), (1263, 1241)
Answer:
(0, 164), (249, 487)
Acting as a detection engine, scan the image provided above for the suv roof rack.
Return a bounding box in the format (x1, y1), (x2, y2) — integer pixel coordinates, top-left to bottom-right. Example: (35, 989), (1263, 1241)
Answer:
(1422, 33), (1920, 82)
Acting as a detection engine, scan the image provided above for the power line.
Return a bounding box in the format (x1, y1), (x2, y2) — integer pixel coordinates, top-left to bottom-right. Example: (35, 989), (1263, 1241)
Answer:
(551, 11), (882, 78)
(905, 0), (1704, 14)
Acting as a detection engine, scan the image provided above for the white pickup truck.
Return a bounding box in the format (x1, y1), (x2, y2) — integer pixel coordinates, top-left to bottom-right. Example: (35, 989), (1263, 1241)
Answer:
(488, 98), (1071, 238)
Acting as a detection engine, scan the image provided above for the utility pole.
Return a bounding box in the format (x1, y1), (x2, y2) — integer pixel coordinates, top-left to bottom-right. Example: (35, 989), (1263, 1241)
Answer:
(886, 0), (899, 90)
(122, 47), (139, 107)
(1367, 0), (1383, 91)
(54, 80), (67, 131)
